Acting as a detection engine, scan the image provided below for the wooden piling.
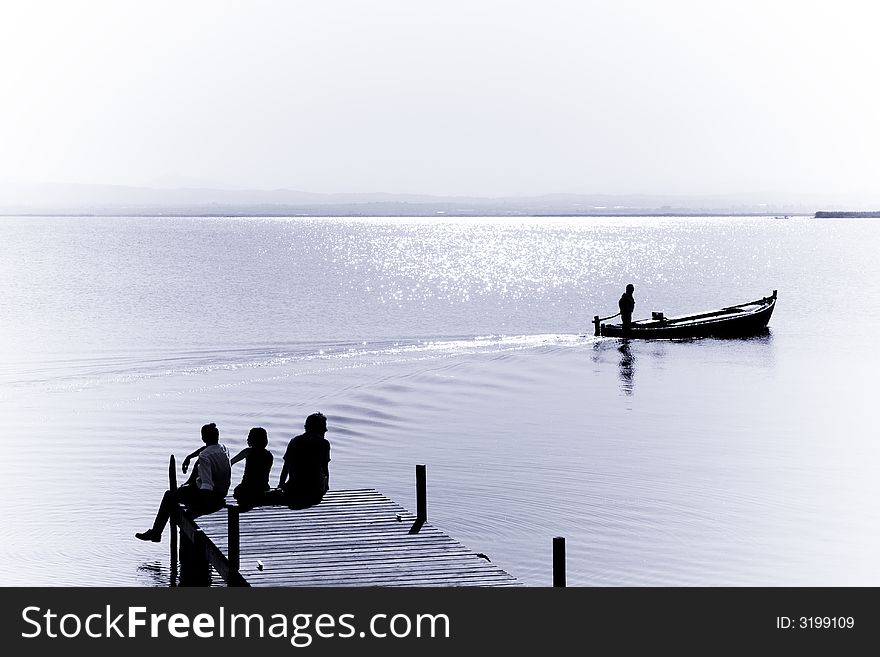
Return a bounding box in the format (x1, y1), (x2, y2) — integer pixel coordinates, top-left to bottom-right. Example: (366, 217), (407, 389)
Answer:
(409, 464), (427, 534)
(188, 529), (211, 586)
(553, 536), (566, 587)
(593, 315), (601, 337)
(168, 454), (178, 586)
(178, 533), (198, 586)
(228, 505), (240, 573)
(416, 464), (427, 521)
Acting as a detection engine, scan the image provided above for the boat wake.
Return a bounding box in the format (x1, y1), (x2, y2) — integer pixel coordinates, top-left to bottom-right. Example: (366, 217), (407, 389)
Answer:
(0, 333), (593, 397)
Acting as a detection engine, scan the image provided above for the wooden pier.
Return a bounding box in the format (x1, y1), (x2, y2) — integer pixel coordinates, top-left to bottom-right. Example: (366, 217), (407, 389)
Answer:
(169, 462), (520, 587)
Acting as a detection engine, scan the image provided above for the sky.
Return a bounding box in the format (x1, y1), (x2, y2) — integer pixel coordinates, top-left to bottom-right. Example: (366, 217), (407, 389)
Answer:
(1, 1), (879, 198)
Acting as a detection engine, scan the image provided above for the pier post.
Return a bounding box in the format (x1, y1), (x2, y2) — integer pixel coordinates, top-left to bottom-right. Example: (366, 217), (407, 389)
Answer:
(593, 315), (601, 337)
(553, 536), (566, 587)
(228, 505), (241, 577)
(168, 454), (178, 586)
(416, 464), (427, 522)
(409, 464), (427, 534)
(180, 529), (211, 586)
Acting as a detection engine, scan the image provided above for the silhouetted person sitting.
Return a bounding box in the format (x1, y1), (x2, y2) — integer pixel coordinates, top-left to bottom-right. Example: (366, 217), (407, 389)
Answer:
(231, 427), (274, 511)
(619, 283), (635, 334)
(278, 412), (331, 509)
(180, 443), (207, 482)
(135, 422), (231, 542)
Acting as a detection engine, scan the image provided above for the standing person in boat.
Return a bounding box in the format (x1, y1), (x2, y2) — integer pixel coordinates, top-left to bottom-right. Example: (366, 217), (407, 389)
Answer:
(230, 427), (275, 511)
(278, 412), (331, 509)
(135, 422), (231, 542)
(619, 283), (636, 334)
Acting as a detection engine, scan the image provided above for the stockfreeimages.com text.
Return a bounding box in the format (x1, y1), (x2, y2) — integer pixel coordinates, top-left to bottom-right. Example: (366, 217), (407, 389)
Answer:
(21, 605), (450, 647)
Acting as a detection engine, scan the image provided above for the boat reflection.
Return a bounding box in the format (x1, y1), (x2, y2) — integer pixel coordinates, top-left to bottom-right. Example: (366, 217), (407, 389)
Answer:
(592, 329), (774, 398)
(618, 339), (635, 396)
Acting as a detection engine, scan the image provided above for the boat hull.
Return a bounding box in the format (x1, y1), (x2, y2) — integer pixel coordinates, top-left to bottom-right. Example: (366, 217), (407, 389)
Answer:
(599, 294), (776, 339)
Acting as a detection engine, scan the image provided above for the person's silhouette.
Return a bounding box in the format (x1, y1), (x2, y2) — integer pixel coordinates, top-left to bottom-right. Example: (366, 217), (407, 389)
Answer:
(619, 284), (635, 334)
(230, 427), (274, 511)
(135, 423), (231, 542)
(278, 412), (331, 509)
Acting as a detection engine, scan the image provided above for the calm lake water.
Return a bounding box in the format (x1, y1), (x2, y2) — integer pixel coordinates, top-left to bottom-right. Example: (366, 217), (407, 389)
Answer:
(1, 215), (878, 586)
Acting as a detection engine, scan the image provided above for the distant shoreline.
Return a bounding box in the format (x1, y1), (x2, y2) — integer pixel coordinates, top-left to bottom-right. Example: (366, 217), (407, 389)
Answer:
(0, 211), (811, 218)
(814, 211), (880, 218)
(0, 183), (857, 217)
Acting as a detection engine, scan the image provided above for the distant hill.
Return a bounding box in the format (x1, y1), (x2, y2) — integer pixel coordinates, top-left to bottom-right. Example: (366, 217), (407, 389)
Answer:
(814, 211), (880, 218)
(0, 182), (867, 217)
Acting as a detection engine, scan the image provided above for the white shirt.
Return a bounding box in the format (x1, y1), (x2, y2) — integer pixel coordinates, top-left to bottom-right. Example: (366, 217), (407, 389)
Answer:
(196, 443), (231, 496)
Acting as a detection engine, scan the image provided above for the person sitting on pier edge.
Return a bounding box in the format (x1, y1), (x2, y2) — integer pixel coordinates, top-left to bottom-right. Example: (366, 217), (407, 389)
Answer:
(278, 412), (331, 509)
(135, 422), (231, 542)
(230, 426), (274, 511)
(619, 283), (635, 334)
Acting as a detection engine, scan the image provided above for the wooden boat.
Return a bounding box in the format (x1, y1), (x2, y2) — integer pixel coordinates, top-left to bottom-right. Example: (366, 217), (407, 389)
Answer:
(594, 290), (777, 339)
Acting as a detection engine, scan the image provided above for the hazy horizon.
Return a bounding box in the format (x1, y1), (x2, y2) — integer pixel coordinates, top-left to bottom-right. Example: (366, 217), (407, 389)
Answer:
(2, 179), (876, 215)
(2, 1), (879, 198)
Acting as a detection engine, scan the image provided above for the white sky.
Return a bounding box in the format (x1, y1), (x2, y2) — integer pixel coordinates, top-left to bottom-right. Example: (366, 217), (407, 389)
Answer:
(1, 0), (879, 197)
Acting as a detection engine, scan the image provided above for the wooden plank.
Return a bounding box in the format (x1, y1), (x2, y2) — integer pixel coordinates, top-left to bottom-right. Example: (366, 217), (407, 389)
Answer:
(236, 551), (501, 569)
(225, 506), (414, 519)
(242, 565), (517, 579)
(231, 520), (421, 534)
(230, 532), (452, 546)
(235, 553), (491, 571)
(245, 568), (517, 582)
(239, 544), (476, 560)
(198, 516), (416, 531)
(218, 534), (468, 549)
(240, 576), (516, 588)
(222, 513), (430, 528)
(242, 541), (471, 555)
(236, 525), (449, 540)
(266, 563), (517, 578)
(224, 535), (469, 551)
(228, 532), (467, 547)
(247, 573), (519, 587)
(262, 569), (519, 582)
(243, 526), (457, 540)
